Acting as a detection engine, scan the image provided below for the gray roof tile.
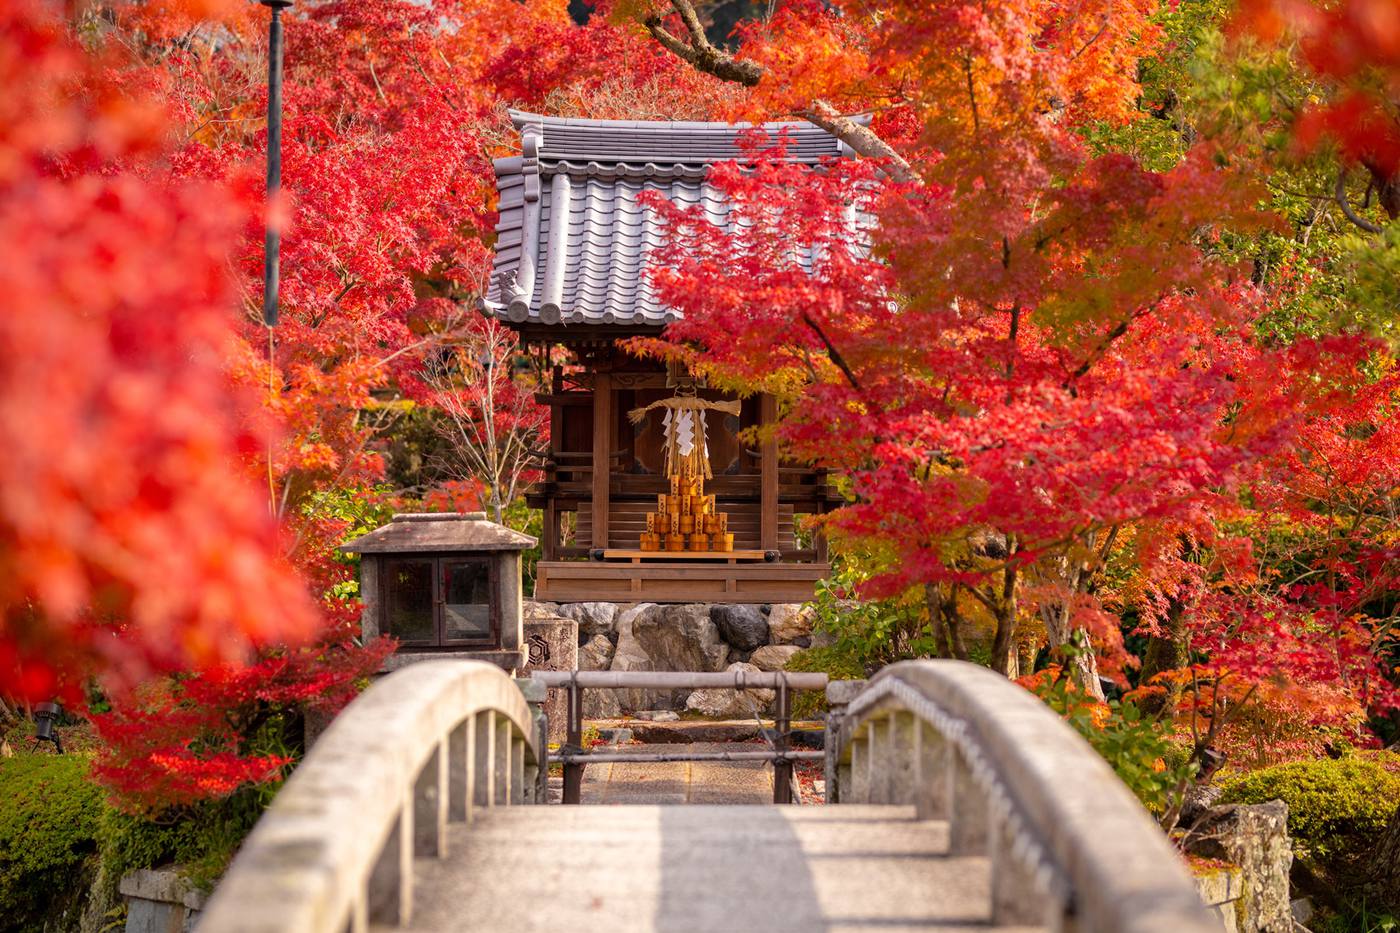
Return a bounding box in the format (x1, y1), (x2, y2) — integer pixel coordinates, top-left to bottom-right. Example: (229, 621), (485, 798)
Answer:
(482, 110), (862, 330)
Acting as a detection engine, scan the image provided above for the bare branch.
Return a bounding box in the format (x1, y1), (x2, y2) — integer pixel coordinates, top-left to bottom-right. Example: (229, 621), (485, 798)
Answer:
(1069, 17), (1110, 63)
(642, 0), (763, 86)
(420, 319), (546, 522)
(801, 310), (862, 391)
(797, 99), (919, 184)
(1336, 167), (1385, 234)
(639, 1), (919, 183)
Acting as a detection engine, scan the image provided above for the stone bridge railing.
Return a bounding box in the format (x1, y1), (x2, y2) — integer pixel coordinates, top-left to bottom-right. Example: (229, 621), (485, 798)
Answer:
(199, 660), (544, 933)
(829, 660), (1217, 933)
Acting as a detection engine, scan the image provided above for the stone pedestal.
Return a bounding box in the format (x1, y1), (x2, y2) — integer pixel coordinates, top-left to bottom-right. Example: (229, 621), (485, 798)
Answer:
(1185, 801), (1293, 933)
(120, 869), (205, 933)
(522, 617), (578, 742)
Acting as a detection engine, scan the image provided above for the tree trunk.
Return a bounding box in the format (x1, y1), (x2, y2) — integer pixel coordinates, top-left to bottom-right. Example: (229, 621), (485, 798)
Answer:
(990, 564), (1019, 677)
(926, 585), (952, 659)
(1366, 806), (1400, 909)
(1365, 160), (1400, 220)
(944, 593), (970, 661)
(1017, 638), (1039, 678)
(1138, 603), (1188, 715)
(1038, 550), (1106, 701)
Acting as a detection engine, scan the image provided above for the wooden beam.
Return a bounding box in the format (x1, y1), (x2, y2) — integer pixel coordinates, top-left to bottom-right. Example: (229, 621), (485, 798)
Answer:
(591, 372), (613, 549)
(760, 393), (779, 551)
(532, 559), (830, 604)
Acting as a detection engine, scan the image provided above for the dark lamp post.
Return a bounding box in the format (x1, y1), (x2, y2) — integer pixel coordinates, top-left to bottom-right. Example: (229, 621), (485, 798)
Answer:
(259, 0), (292, 328)
(33, 702), (63, 754)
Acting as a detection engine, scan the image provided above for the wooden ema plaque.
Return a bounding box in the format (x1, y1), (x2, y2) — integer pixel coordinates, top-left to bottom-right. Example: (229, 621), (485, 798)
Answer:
(638, 466), (734, 553)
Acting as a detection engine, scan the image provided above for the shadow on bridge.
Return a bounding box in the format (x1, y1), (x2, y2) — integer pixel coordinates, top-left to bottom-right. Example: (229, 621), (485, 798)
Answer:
(656, 806), (1005, 932)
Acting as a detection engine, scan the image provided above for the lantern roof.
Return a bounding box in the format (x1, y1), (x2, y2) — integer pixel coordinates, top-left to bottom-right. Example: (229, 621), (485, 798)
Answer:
(479, 110), (863, 331)
(340, 513), (537, 554)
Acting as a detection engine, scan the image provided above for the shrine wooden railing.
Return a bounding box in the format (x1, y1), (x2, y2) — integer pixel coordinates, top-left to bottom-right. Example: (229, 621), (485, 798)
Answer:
(533, 670), (829, 804)
(827, 661), (1218, 932)
(198, 661), (545, 933)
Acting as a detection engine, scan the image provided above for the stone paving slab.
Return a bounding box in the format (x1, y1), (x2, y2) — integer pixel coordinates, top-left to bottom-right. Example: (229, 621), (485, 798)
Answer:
(404, 806), (1040, 933)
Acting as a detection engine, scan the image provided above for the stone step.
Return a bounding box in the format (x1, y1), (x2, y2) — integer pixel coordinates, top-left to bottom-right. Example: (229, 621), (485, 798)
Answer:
(399, 806), (1045, 933)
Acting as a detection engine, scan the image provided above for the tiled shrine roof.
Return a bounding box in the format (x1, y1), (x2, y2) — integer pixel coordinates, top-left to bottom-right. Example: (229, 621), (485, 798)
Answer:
(480, 110), (861, 329)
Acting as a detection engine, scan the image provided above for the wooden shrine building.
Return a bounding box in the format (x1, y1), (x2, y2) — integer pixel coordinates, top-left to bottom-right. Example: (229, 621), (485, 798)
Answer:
(481, 111), (847, 604)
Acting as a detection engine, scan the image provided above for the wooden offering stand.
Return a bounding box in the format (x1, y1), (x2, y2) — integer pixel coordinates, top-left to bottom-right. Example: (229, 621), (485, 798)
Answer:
(636, 465), (735, 555)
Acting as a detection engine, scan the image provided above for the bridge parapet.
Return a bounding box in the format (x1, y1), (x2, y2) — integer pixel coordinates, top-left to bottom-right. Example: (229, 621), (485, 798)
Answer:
(199, 660), (544, 933)
(831, 660), (1217, 933)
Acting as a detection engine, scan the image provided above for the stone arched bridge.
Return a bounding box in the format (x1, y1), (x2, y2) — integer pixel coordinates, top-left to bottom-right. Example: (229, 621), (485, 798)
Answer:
(197, 660), (1217, 932)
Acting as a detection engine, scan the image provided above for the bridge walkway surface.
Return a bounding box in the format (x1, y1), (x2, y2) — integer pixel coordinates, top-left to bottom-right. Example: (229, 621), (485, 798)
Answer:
(197, 661), (1225, 933)
(403, 805), (1034, 933)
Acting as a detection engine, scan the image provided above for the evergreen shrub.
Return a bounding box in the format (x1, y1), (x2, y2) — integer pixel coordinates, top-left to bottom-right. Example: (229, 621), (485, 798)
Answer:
(1220, 754), (1400, 862)
(0, 754), (103, 931)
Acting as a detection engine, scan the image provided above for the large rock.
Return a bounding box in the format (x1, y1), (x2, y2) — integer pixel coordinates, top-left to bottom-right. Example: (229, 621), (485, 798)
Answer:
(767, 604), (815, 644)
(579, 633), (615, 672)
(710, 604), (769, 651)
(684, 662), (776, 719)
(557, 602), (619, 639)
(583, 694), (621, 720)
(607, 604), (656, 712)
(633, 604), (730, 707)
(750, 644), (802, 672)
(579, 633), (621, 718)
(1185, 801), (1292, 933)
(523, 600), (561, 620)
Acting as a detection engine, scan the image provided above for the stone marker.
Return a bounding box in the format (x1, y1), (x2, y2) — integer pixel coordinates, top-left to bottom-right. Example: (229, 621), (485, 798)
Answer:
(522, 615), (578, 742)
(120, 868), (205, 933)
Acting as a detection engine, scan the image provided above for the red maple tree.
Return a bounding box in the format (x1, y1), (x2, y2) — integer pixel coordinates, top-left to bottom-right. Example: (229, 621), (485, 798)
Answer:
(628, 0), (1399, 737)
(66, 0), (724, 811)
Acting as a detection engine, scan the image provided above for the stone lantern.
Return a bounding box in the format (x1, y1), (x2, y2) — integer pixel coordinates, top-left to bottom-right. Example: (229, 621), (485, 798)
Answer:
(341, 512), (536, 673)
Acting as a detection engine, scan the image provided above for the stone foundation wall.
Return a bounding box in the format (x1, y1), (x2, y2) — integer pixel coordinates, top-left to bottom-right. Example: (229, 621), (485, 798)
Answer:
(525, 600), (819, 719)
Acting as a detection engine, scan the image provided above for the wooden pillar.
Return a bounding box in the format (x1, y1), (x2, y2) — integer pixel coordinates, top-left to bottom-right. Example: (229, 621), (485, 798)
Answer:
(760, 392), (778, 552)
(814, 469), (830, 563)
(591, 372), (612, 550)
(542, 499), (557, 561)
(543, 374), (563, 561)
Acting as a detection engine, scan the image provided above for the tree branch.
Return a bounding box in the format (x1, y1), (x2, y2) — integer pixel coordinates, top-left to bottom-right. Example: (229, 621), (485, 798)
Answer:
(801, 310), (862, 390)
(797, 99), (919, 184)
(641, 0), (919, 183)
(1336, 167), (1385, 234)
(643, 0), (763, 86)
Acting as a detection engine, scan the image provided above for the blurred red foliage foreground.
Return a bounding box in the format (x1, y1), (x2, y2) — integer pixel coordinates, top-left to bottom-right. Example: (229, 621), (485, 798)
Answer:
(0, 0), (319, 703)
